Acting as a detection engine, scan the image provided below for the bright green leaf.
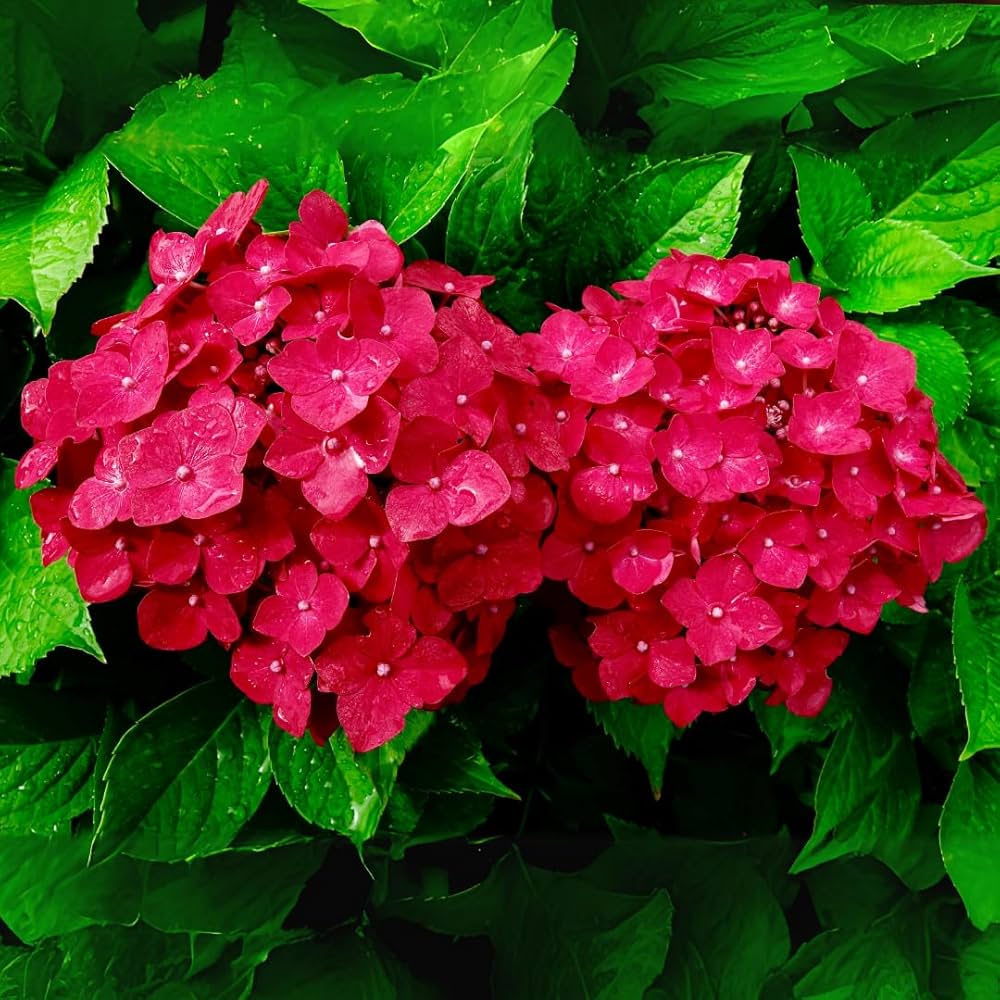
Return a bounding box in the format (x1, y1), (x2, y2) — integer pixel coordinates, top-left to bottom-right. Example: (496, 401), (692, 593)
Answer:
(791, 713), (920, 873)
(587, 700), (676, 796)
(269, 712), (433, 845)
(941, 751), (1000, 930)
(91, 683), (271, 863)
(0, 460), (103, 676)
(0, 148), (109, 331)
(867, 319), (971, 426)
(851, 101), (1000, 265)
(384, 848), (672, 998)
(0, 686), (103, 833)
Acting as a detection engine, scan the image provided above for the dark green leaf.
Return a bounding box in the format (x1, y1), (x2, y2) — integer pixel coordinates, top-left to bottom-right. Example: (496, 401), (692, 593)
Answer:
(0, 686), (103, 833)
(142, 843), (328, 936)
(751, 693), (844, 774)
(587, 699), (676, 796)
(0, 149), (109, 331)
(0, 832), (143, 942)
(0, 18), (61, 163)
(0, 459), (103, 676)
(385, 848), (672, 998)
(791, 712), (920, 873)
(941, 751), (1000, 930)
(398, 715), (519, 799)
(92, 683), (271, 863)
(960, 926), (1000, 999)
(269, 712), (433, 845)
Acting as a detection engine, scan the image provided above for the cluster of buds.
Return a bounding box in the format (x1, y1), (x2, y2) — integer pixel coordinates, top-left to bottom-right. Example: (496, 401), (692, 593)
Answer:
(19, 183), (986, 750)
(539, 253), (985, 724)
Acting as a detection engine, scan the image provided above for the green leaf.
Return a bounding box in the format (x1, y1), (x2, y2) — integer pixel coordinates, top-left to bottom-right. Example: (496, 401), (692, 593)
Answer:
(91, 683), (271, 863)
(850, 101), (1000, 265)
(625, 0), (851, 110)
(592, 152), (750, 279)
(398, 715), (519, 799)
(384, 848), (673, 998)
(791, 712), (920, 874)
(751, 693), (844, 774)
(0, 832), (143, 942)
(819, 220), (991, 314)
(269, 712), (433, 845)
(0, 460), (102, 675)
(960, 926), (1000, 999)
(106, 50), (348, 232)
(941, 751), (1000, 930)
(866, 319), (971, 426)
(805, 856), (908, 932)
(0, 148), (109, 331)
(595, 823), (791, 999)
(0, 18), (61, 163)
(953, 506), (1000, 759)
(587, 700), (676, 796)
(0, 685), (103, 833)
(906, 617), (965, 769)
(142, 844), (328, 936)
(833, 34), (1000, 129)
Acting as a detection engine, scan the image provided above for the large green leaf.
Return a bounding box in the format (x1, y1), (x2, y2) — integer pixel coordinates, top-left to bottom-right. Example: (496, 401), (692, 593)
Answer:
(866, 319), (971, 426)
(0, 18), (61, 163)
(594, 822), (791, 1000)
(142, 843), (328, 936)
(587, 700), (676, 796)
(269, 712), (433, 846)
(791, 712), (920, 874)
(0, 460), (103, 676)
(792, 146), (993, 312)
(0, 148), (109, 331)
(941, 752), (1000, 931)
(850, 101), (1000, 265)
(106, 27), (348, 232)
(0, 686), (102, 833)
(91, 683), (271, 863)
(0, 832), (143, 943)
(906, 617), (966, 769)
(384, 848), (673, 998)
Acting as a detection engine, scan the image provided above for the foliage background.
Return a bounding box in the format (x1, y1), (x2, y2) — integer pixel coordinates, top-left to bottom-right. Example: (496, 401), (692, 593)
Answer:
(0, 0), (999, 995)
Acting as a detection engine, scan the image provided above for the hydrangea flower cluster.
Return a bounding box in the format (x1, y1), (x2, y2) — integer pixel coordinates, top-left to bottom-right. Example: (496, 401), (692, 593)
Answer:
(19, 182), (986, 750)
(538, 252), (986, 725)
(18, 181), (552, 751)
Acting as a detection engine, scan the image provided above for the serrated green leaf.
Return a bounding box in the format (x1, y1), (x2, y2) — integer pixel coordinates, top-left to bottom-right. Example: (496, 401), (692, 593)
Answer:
(91, 683), (271, 863)
(587, 700), (676, 796)
(941, 751), (1000, 930)
(791, 148), (873, 264)
(824, 220), (992, 314)
(791, 713), (920, 874)
(0, 686), (103, 834)
(866, 319), (971, 426)
(398, 715), (519, 799)
(0, 460), (103, 675)
(850, 101), (1000, 265)
(0, 148), (109, 331)
(384, 848), (672, 998)
(269, 712), (433, 845)
(0, 832), (143, 943)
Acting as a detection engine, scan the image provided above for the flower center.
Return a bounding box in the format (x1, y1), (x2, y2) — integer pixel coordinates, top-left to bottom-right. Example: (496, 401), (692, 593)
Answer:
(474, 543), (489, 556)
(709, 605), (725, 619)
(610, 371), (624, 384)
(187, 594), (200, 607)
(297, 600), (311, 611)
(817, 528), (829, 539)
(428, 476), (442, 490)
(583, 541), (596, 553)
(671, 448), (684, 459)
(481, 339), (493, 351)
(443, 282), (456, 294)
(376, 661), (392, 677)
(114, 536), (127, 552)
(608, 463), (621, 476)
(514, 422), (527, 436)
(845, 584), (857, 595)
(560, 348), (573, 360)
(120, 375), (136, 390)
(175, 465), (193, 482)
(555, 409), (568, 422)
(268, 659), (282, 673)
(380, 324), (392, 336)
(330, 368), (345, 382)
(324, 436), (341, 452)
(636, 640), (649, 653)
(849, 466), (860, 477)
(455, 393), (468, 406)
(368, 535), (382, 549)
(856, 374), (869, 386)
(735, 359), (747, 371)
(763, 537), (774, 548)
(628, 546), (639, 557)
(253, 299), (266, 313)
(314, 310), (326, 322)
